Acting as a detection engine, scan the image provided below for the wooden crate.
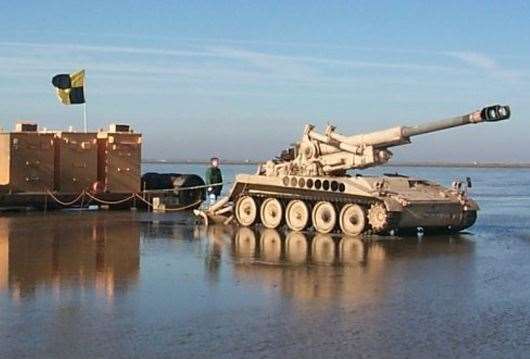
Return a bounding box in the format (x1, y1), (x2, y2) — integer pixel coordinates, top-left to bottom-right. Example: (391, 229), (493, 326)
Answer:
(54, 132), (98, 193)
(0, 131), (55, 192)
(97, 126), (142, 193)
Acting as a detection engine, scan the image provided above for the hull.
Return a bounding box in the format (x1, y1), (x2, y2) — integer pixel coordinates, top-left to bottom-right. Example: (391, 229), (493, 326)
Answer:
(222, 173), (478, 235)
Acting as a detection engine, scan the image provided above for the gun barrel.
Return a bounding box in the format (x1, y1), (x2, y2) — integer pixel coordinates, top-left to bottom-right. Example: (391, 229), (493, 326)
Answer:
(402, 105), (510, 138)
(305, 105), (510, 153)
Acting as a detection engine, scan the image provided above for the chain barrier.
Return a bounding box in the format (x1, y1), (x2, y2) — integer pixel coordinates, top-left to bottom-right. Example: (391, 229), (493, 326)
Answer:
(46, 190), (86, 206)
(43, 184), (212, 211)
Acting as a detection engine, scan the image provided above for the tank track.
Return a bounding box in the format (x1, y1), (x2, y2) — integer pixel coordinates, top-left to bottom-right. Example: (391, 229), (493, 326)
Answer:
(232, 183), (475, 235)
(234, 184), (399, 234)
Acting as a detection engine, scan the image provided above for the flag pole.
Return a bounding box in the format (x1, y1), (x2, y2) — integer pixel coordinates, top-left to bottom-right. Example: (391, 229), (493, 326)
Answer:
(83, 103), (87, 132)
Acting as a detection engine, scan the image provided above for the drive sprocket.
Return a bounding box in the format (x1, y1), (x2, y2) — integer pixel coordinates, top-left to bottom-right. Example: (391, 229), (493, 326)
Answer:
(368, 203), (390, 233)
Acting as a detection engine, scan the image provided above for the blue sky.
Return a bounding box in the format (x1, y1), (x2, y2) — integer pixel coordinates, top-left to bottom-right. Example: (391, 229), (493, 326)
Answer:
(0, 1), (528, 161)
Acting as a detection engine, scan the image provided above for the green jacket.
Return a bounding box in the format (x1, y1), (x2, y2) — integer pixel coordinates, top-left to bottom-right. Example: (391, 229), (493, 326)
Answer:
(205, 166), (223, 195)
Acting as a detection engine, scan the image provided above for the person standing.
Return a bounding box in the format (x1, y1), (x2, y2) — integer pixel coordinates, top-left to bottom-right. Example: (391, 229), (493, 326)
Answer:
(205, 157), (223, 204)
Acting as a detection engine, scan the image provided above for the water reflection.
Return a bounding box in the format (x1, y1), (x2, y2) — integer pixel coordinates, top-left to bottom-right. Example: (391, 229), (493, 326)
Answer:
(0, 223), (7, 293)
(285, 231), (308, 264)
(143, 216), (197, 241)
(0, 214), (140, 301)
(216, 226), (396, 266)
(204, 226), (475, 303)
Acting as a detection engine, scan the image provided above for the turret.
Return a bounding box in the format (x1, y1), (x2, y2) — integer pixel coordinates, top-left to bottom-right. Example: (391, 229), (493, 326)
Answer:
(264, 105), (511, 176)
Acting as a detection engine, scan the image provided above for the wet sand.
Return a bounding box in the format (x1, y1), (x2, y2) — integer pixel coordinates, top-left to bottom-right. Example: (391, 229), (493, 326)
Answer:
(1, 166), (530, 358)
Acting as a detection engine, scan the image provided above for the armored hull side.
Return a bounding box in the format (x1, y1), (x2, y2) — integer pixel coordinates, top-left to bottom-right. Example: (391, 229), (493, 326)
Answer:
(225, 173), (477, 235)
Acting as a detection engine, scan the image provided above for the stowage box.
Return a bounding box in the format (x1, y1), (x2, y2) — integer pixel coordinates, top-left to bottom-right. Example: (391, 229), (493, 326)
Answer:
(0, 125), (55, 192)
(97, 124), (142, 193)
(54, 132), (98, 193)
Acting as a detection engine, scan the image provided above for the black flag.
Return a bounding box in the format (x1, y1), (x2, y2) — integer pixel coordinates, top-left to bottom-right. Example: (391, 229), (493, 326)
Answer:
(51, 70), (85, 105)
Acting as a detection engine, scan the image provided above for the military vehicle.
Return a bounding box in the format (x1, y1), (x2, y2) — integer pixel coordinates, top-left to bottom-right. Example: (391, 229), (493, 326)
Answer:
(200, 105), (510, 235)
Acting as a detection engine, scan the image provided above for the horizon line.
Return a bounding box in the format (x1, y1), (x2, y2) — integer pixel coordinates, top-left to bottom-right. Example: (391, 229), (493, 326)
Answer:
(141, 159), (530, 169)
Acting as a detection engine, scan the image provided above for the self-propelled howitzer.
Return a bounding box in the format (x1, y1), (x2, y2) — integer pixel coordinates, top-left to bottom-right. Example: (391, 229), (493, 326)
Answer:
(203, 105), (511, 235)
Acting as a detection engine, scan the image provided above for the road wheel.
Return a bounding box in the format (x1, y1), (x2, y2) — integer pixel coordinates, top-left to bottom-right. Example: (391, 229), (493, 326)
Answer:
(285, 200), (309, 231)
(312, 201), (337, 233)
(260, 198), (283, 229)
(235, 196), (257, 226)
(339, 204), (367, 235)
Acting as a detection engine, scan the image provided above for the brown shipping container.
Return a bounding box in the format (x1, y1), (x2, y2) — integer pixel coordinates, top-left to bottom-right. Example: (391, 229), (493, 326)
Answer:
(54, 132), (98, 193)
(0, 131), (55, 192)
(97, 126), (142, 193)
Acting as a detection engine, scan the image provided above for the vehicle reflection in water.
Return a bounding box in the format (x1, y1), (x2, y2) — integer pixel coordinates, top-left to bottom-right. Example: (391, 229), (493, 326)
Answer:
(285, 231), (308, 264)
(204, 225), (475, 304)
(226, 226), (391, 267)
(0, 214), (140, 302)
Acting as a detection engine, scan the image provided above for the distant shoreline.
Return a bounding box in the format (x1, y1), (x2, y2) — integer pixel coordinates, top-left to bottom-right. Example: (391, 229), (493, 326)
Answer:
(142, 160), (530, 169)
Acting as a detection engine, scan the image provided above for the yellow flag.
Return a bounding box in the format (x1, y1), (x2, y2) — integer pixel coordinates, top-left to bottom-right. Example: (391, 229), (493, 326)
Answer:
(70, 70), (85, 88)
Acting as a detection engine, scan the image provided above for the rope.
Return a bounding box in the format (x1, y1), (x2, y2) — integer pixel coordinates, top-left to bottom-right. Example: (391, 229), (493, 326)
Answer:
(43, 182), (220, 210)
(134, 193), (153, 207)
(142, 182), (231, 194)
(163, 199), (203, 212)
(134, 193), (202, 212)
(85, 191), (136, 205)
(46, 190), (86, 206)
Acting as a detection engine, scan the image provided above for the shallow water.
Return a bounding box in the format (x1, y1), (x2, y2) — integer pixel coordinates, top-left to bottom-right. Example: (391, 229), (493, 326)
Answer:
(1, 165), (530, 358)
